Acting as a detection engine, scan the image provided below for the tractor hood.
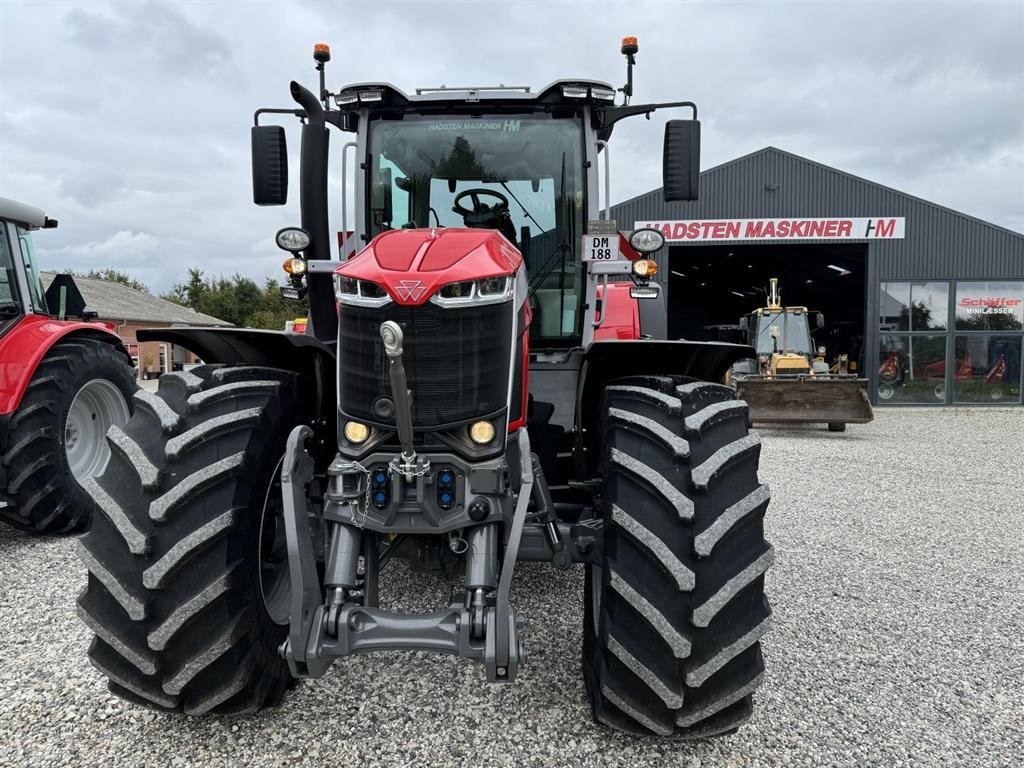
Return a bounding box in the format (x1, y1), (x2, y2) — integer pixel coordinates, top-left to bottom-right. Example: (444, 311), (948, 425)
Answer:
(335, 228), (522, 306)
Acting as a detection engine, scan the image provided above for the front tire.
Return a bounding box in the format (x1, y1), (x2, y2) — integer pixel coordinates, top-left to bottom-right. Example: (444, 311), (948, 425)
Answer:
(0, 337), (135, 533)
(76, 366), (305, 714)
(584, 377), (772, 738)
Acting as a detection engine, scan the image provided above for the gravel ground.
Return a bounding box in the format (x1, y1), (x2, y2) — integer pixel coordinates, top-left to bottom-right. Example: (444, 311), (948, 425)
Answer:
(1, 408), (1022, 767)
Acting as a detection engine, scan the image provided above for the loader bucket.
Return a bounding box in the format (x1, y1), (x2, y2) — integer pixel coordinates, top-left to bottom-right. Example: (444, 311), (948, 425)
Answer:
(735, 376), (874, 425)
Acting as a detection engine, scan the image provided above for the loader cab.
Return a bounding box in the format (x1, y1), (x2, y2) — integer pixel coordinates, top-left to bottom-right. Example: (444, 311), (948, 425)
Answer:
(749, 308), (815, 357)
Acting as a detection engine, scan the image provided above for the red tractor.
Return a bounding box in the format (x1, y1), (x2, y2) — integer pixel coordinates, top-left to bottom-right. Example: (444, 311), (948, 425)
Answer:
(0, 198), (136, 532)
(77, 40), (773, 737)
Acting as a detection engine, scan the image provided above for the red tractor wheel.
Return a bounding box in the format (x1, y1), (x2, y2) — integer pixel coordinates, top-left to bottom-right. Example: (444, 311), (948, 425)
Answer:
(0, 337), (135, 533)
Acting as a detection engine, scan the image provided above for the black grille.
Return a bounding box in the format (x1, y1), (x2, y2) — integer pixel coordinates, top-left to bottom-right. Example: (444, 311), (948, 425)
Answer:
(339, 300), (514, 427)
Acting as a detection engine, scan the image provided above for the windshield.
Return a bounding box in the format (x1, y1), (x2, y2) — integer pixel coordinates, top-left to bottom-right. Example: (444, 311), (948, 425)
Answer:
(368, 113), (585, 343)
(1, 225), (24, 325)
(755, 311), (813, 355)
(16, 226), (47, 314)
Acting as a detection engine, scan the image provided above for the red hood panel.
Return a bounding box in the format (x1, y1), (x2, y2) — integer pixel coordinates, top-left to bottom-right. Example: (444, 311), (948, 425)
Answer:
(336, 228), (523, 305)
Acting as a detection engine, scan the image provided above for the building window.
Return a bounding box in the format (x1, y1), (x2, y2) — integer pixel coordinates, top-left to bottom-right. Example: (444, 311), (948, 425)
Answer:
(877, 333), (947, 403)
(955, 281), (1024, 331)
(952, 335), (1022, 404)
(880, 281), (949, 331)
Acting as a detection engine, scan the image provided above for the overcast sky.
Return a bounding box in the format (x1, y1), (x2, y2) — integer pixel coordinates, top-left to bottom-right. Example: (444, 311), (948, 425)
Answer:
(2, 1), (1022, 293)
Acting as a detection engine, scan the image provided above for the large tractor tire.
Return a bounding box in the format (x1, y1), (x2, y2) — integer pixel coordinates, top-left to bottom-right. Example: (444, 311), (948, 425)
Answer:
(584, 376), (773, 738)
(0, 337), (135, 533)
(76, 366), (304, 715)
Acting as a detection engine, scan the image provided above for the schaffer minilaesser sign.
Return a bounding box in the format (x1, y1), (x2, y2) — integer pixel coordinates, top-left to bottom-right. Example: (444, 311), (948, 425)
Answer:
(634, 217), (906, 242)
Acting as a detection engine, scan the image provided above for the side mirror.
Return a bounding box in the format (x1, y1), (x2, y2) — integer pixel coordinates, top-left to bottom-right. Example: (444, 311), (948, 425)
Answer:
(371, 167), (394, 227)
(663, 119), (701, 202)
(251, 126), (288, 205)
(816, 312), (825, 329)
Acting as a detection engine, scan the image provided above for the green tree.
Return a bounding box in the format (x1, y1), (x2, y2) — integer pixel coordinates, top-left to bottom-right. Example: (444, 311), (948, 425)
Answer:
(164, 270), (307, 330)
(67, 268), (150, 294)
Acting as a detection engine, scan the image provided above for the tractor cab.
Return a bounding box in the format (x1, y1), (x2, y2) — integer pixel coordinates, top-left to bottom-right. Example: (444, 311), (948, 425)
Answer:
(364, 107), (586, 342)
(0, 198), (52, 334)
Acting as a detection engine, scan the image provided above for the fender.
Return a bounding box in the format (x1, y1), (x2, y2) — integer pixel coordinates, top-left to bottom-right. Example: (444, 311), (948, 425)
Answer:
(0, 315), (130, 415)
(575, 338), (754, 475)
(136, 327), (336, 424)
(594, 282), (669, 341)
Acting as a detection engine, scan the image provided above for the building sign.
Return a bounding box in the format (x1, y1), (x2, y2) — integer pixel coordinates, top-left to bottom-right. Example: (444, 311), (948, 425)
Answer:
(955, 281), (1024, 330)
(634, 217), (906, 242)
(958, 296), (1022, 316)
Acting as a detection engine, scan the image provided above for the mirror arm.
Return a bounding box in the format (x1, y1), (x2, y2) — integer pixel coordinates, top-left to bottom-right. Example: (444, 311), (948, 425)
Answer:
(594, 100), (698, 131)
(254, 108), (306, 127)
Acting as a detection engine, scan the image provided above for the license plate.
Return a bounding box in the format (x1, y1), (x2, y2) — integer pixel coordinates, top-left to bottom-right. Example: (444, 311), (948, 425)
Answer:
(581, 234), (620, 262)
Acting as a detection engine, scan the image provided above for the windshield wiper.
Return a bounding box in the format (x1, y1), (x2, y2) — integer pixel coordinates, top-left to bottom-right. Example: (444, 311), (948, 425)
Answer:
(497, 180), (543, 232)
(527, 240), (571, 299)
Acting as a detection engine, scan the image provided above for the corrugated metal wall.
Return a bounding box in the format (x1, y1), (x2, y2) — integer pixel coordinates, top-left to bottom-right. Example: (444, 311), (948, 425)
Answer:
(610, 147), (1024, 280)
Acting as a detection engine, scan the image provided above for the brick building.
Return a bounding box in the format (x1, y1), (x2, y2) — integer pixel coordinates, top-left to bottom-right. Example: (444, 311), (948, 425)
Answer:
(42, 272), (230, 379)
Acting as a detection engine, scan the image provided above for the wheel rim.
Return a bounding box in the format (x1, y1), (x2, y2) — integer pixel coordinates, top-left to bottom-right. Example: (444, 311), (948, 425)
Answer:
(259, 456), (292, 625)
(65, 379), (130, 482)
(878, 383), (894, 400)
(990, 386), (1003, 401)
(934, 384), (946, 400)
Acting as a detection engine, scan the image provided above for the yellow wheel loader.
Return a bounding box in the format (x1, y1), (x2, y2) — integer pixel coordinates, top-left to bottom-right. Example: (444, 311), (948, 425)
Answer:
(731, 279), (873, 432)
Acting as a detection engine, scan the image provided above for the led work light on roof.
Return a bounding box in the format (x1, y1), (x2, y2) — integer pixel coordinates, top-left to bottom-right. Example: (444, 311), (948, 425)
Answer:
(628, 227), (665, 253)
(276, 227), (311, 252)
(560, 84), (590, 99)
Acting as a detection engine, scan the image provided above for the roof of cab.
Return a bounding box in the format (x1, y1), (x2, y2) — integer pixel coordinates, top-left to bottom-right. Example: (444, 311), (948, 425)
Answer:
(333, 79), (615, 109)
(0, 197), (51, 230)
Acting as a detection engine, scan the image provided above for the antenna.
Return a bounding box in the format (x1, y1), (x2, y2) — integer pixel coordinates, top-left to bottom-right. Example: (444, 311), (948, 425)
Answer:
(619, 36), (638, 105)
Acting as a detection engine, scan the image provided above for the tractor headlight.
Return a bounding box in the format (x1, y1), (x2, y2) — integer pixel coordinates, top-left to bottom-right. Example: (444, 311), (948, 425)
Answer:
(276, 227), (311, 253)
(344, 421), (370, 443)
(628, 227), (665, 254)
(431, 275), (513, 307)
(335, 275), (392, 307)
(469, 420), (496, 444)
(632, 259), (659, 278)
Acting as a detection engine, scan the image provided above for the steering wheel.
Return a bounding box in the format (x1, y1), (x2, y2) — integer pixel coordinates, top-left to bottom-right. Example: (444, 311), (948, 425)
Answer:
(452, 188), (509, 217)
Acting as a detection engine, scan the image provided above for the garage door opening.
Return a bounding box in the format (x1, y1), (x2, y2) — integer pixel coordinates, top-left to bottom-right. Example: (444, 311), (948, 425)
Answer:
(666, 243), (869, 370)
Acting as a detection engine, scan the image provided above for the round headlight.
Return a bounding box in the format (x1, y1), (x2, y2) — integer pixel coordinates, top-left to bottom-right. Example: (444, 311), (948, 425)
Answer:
(276, 227), (312, 253)
(628, 227), (665, 254)
(469, 420), (496, 445)
(344, 421), (370, 443)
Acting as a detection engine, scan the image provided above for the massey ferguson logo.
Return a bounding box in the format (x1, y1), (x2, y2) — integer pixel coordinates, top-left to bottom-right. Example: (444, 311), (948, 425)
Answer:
(394, 280), (426, 301)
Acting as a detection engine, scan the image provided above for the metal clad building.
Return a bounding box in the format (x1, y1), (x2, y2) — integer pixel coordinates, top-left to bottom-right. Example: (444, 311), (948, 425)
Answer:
(611, 147), (1024, 406)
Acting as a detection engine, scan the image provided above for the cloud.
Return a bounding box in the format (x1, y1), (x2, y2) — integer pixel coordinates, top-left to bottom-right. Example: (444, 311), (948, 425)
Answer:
(1, 0), (1021, 294)
(40, 230), (161, 266)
